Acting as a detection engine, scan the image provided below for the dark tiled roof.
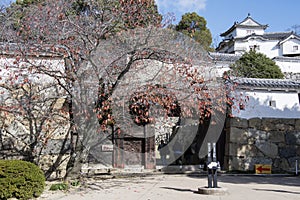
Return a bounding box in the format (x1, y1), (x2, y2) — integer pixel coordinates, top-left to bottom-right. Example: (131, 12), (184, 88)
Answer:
(220, 15), (268, 37)
(234, 32), (295, 42)
(263, 32), (294, 40)
(273, 56), (300, 62)
(209, 52), (241, 62)
(235, 34), (265, 41)
(236, 31), (300, 43)
(233, 78), (300, 91)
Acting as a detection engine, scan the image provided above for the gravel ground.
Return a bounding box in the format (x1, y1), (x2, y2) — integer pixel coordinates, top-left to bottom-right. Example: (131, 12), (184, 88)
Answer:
(37, 173), (300, 200)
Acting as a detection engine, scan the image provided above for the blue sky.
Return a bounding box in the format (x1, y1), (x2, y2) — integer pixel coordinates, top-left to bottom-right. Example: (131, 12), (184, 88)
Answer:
(155, 0), (300, 44)
(1, 0), (299, 44)
(0, 0), (12, 7)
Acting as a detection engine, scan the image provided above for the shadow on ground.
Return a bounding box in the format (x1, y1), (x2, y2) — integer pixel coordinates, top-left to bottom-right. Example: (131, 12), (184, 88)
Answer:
(160, 186), (198, 194)
(186, 173), (300, 187)
(253, 188), (300, 195)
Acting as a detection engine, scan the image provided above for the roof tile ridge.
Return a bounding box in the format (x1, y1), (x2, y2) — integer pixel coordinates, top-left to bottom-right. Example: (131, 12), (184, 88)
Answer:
(264, 31), (293, 35)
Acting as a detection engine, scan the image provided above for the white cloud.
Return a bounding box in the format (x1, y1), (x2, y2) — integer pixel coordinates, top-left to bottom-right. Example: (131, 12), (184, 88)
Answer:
(155, 0), (206, 15)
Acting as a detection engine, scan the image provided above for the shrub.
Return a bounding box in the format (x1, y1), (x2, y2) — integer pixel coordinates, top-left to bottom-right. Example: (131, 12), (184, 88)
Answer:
(49, 182), (69, 191)
(0, 160), (45, 200)
(49, 180), (80, 191)
(230, 50), (284, 79)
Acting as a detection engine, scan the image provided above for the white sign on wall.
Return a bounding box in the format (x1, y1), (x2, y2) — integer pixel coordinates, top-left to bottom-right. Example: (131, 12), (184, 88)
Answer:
(101, 144), (114, 152)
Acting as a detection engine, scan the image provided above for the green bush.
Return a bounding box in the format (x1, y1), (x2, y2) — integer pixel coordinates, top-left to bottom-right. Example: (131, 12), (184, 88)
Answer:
(49, 182), (69, 191)
(49, 180), (80, 191)
(0, 160), (45, 200)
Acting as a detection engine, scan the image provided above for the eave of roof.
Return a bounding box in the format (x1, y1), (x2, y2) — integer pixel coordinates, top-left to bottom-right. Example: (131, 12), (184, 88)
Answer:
(279, 33), (300, 45)
(238, 34), (268, 42)
(209, 52), (241, 62)
(233, 31), (295, 42)
(215, 39), (232, 51)
(220, 23), (238, 37)
(220, 15), (268, 37)
(273, 56), (300, 62)
(264, 31), (294, 40)
(233, 77), (300, 92)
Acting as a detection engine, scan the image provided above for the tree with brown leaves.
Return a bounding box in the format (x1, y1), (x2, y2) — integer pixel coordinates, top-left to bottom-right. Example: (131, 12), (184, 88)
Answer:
(0, 0), (228, 179)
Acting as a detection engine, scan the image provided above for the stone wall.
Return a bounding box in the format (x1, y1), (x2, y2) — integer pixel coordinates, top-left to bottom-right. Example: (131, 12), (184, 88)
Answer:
(0, 131), (71, 179)
(224, 117), (300, 173)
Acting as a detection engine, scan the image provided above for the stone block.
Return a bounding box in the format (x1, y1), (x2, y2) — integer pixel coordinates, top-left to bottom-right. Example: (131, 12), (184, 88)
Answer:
(247, 137), (256, 145)
(237, 145), (250, 158)
(259, 131), (269, 140)
(268, 131), (285, 143)
(279, 146), (297, 158)
(261, 119), (276, 131)
(286, 131), (300, 145)
(248, 129), (268, 140)
(228, 143), (239, 157)
(230, 118), (248, 128)
(248, 118), (262, 129)
(280, 119), (296, 126)
(295, 119), (300, 131)
(42, 139), (71, 154)
(261, 118), (294, 131)
(237, 144), (263, 157)
(247, 128), (259, 138)
(273, 158), (290, 171)
(228, 157), (241, 171)
(255, 141), (278, 158)
(275, 123), (294, 131)
(229, 127), (248, 144)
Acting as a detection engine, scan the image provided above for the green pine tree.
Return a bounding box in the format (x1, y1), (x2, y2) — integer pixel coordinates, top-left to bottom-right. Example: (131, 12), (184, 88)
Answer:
(176, 12), (213, 52)
(230, 50), (284, 79)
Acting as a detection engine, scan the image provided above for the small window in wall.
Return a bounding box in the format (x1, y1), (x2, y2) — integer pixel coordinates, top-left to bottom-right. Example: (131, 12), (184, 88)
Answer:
(293, 45), (298, 51)
(269, 100), (276, 107)
(246, 30), (254, 34)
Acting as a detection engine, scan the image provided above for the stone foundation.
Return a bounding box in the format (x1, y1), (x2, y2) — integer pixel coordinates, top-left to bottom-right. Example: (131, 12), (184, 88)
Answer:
(225, 118), (300, 173)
